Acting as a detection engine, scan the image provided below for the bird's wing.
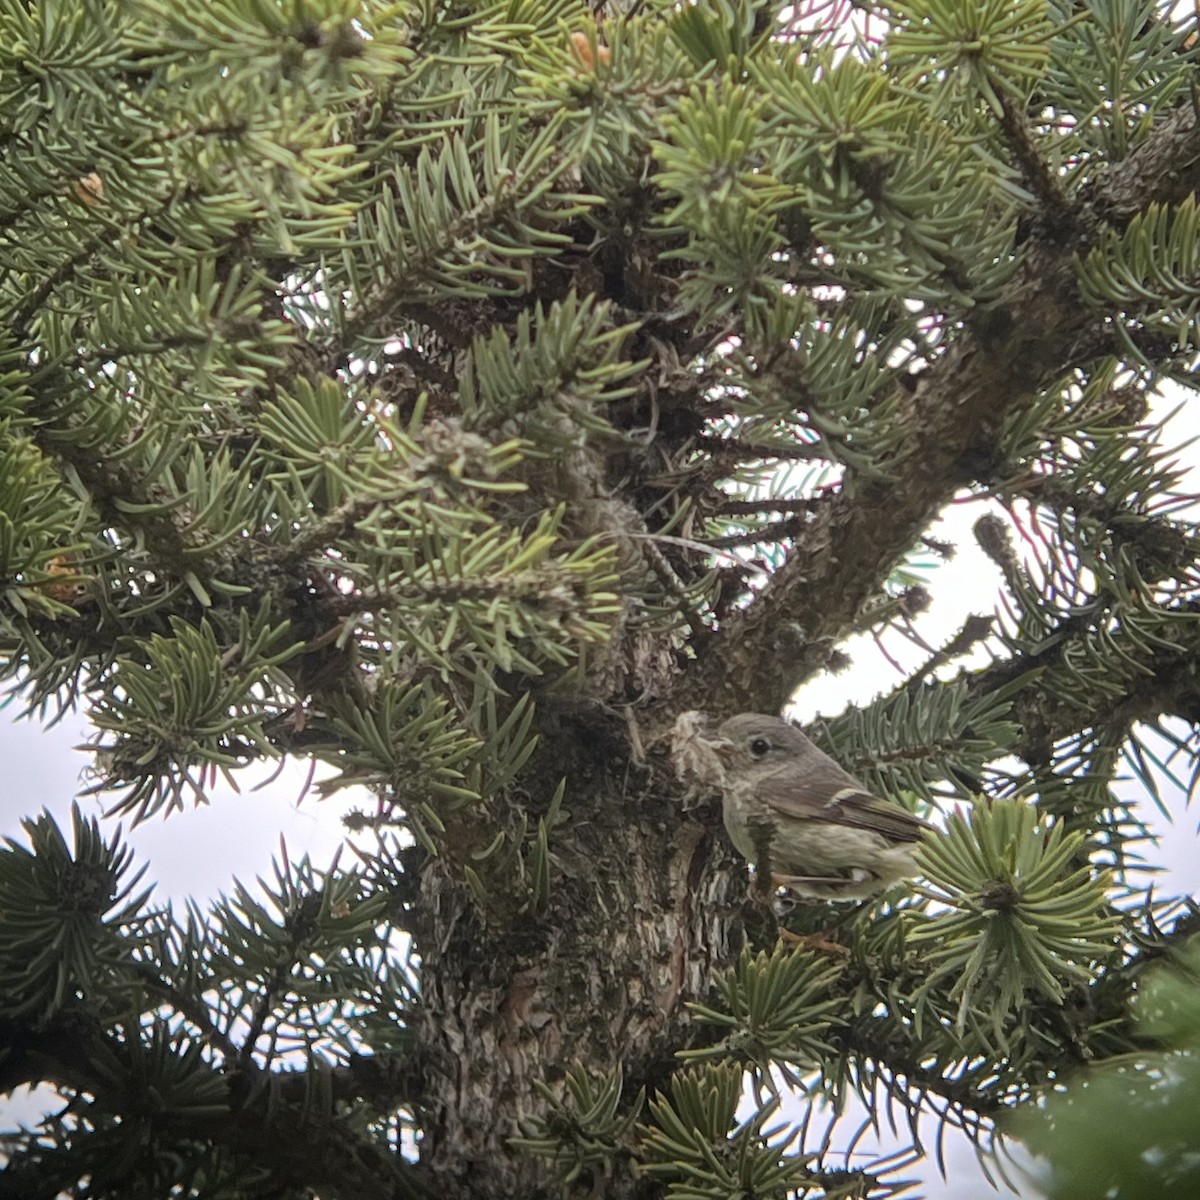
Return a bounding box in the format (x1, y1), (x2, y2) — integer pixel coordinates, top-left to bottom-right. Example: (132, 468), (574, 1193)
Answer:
(756, 758), (932, 843)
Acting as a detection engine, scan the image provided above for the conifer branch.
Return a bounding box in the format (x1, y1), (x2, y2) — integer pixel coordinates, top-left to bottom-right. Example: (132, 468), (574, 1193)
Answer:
(0, 1010), (425, 1199)
(674, 100), (1200, 718)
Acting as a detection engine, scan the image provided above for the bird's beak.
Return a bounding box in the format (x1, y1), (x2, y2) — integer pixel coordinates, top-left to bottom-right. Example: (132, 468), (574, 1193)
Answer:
(712, 739), (736, 763)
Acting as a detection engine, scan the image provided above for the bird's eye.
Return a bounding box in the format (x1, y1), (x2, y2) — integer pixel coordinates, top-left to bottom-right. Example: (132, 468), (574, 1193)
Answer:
(748, 737), (771, 758)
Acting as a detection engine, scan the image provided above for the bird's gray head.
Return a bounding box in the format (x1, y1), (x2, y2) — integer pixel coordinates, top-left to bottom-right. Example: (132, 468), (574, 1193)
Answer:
(714, 713), (815, 770)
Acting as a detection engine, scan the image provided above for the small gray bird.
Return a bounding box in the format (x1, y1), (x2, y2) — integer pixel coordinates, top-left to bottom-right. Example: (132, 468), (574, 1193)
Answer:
(713, 713), (932, 901)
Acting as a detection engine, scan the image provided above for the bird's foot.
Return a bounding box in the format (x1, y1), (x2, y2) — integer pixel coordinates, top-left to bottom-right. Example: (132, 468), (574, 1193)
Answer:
(776, 927), (850, 956)
(744, 876), (851, 954)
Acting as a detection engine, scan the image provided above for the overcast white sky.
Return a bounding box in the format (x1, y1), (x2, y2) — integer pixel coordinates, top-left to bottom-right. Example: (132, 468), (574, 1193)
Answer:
(3, 405), (1200, 1198)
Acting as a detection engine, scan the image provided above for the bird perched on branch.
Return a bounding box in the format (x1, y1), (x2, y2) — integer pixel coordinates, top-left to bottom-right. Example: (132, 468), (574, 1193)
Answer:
(711, 713), (932, 901)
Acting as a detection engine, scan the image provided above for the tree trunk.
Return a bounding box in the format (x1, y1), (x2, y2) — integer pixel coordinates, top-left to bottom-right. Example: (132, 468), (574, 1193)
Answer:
(414, 715), (743, 1198)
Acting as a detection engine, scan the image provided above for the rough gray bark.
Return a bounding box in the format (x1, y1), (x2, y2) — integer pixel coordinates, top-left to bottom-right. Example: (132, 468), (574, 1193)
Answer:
(414, 720), (743, 1199)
